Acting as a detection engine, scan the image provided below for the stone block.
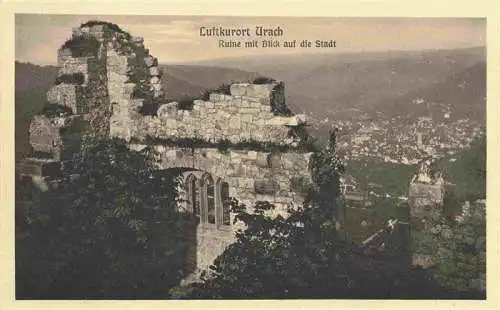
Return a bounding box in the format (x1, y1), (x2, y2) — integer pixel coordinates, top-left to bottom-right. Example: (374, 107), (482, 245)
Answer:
(157, 102), (178, 118)
(165, 149), (177, 159)
(275, 196), (293, 204)
(144, 55), (154, 67)
(266, 116), (290, 126)
(240, 99), (250, 107)
(247, 151), (258, 160)
(122, 82), (136, 95)
(250, 101), (262, 108)
(252, 118), (264, 126)
(229, 116), (241, 129)
(259, 97), (271, 106)
(209, 93), (224, 102)
(255, 194), (275, 202)
(287, 114), (307, 126)
(240, 109), (259, 116)
(149, 66), (160, 76)
(166, 118), (177, 129)
(150, 76), (161, 84)
(216, 110), (231, 119)
(254, 179), (279, 195)
(229, 84), (249, 96)
(152, 83), (162, 91)
(246, 84), (275, 98)
(241, 114), (253, 123)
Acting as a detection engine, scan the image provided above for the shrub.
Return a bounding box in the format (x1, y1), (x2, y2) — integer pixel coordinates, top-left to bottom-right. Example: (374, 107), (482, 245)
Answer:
(212, 83), (232, 95)
(80, 20), (125, 34)
(253, 76), (276, 84)
(177, 97), (196, 110)
(201, 83), (232, 101)
(216, 139), (231, 154)
(42, 103), (73, 117)
(16, 138), (186, 299)
(132, 85), (152, 100)
(61, 36), (100, 58)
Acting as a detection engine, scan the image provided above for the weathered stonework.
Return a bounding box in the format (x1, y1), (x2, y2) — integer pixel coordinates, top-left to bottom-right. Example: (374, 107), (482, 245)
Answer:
(127, 83), (306, 145)
(18, 21), (313, 278)
(130, 145), (311, 212)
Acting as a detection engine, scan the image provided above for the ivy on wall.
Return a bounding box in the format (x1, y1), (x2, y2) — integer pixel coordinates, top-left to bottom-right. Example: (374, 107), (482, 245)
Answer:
(130, 135), (317, 154)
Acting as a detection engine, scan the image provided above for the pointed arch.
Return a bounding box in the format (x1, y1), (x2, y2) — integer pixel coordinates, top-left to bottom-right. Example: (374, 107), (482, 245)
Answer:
(185, 173), (197, 215)
(219, 179), (231, 226)
(201, 173), (216, 224)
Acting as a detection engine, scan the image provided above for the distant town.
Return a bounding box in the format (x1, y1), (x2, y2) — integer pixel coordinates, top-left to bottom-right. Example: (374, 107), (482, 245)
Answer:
(311, 99), (485, 165)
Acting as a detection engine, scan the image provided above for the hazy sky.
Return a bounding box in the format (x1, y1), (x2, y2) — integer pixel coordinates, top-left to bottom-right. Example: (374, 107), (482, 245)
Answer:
(15, 14), (485, 65)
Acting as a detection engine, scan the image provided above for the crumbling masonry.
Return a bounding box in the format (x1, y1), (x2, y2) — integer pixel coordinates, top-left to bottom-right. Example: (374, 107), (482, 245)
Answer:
(408, 161), (446, 267)
(17, 22), (313, 275)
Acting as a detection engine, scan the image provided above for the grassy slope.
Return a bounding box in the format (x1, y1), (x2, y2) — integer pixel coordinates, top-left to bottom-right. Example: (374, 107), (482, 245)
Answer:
(342, 136), (485, 243)
(344, 137), (485, 203)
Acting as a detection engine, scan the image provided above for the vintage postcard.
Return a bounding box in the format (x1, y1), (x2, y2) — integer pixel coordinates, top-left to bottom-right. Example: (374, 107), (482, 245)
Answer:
(1, 0), (499, 309)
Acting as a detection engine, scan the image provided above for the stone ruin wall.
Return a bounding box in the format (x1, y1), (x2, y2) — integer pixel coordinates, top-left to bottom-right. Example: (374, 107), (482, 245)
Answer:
(129, 83), (304, 144)
(122, 70), (312, 274)
(148, 145), (311, 270)
(24, 22), (314, 275)
(119, 65), (312, 272)
(129, 145), (312, 211)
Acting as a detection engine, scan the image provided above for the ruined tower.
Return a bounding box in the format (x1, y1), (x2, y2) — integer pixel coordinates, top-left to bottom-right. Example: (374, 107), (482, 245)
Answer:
(17, 21), (314, 278)
(408, 159), (445, 267)
(18, 21), (165, 188)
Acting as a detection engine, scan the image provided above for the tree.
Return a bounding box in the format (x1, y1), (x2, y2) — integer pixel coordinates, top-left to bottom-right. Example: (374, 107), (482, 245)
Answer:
(185, 199), (440, 299)
(16, 138), (188, 299)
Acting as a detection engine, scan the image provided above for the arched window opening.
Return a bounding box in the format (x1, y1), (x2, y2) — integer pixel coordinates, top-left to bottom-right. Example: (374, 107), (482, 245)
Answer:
(220, 181), (231, 225)
(185, 174), (195, 213)
(194, 178), (201, 221)
(184, 171), (231, 227)
(203, 174), (216, 224)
